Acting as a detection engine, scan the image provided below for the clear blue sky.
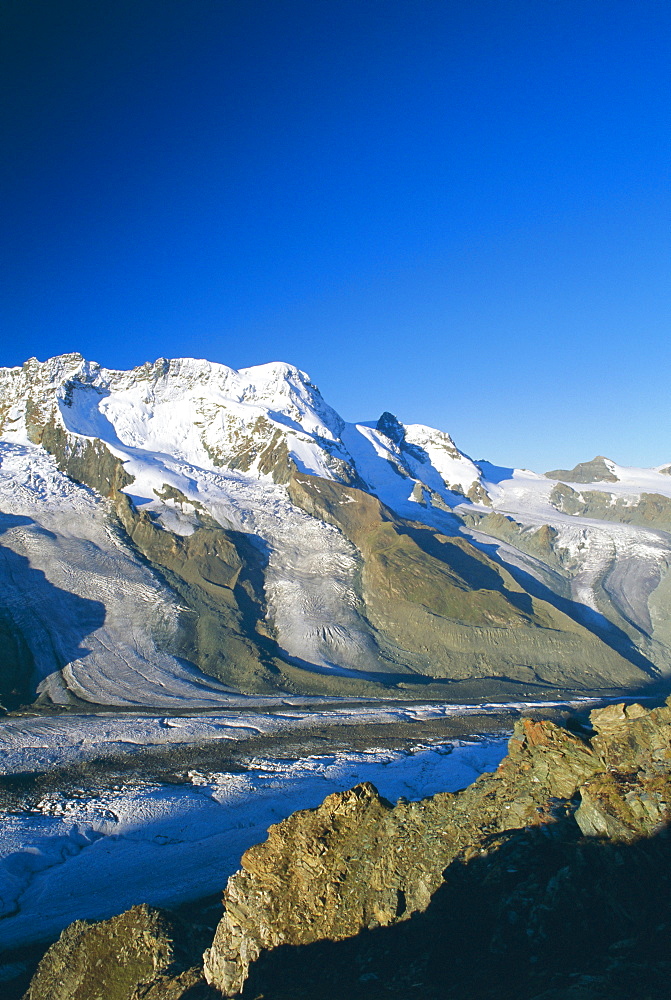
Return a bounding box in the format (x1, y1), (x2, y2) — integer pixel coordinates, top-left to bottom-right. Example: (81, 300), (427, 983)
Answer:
(1, 0), (669, 471)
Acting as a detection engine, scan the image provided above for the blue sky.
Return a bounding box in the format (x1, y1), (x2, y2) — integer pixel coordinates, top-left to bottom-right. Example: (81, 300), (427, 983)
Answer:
(1, 0), (669, 470)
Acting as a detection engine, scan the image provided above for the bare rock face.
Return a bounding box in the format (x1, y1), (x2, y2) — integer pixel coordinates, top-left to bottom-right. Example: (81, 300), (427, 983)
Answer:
(203, 783), (402, 995)
(22, 905), (184, 1000)
(545, 456), (619, 483)
(130, 966), (211, 999)
(574, 699), (671, 840)
(202, 720), (579, 994)
(21, 902), (218, 1000)
(203, 698), (671, 995)
(549, 481), (671, 532)
(287, 472), (645, 693)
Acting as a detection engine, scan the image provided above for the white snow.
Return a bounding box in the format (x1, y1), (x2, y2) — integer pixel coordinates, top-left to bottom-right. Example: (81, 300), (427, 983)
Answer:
(404, 423), (482, 493)
(0, 443), (340, 706)
(0, 700), (598, 774)
(458, 466), (671, 662)
(2, 354), (670, 956)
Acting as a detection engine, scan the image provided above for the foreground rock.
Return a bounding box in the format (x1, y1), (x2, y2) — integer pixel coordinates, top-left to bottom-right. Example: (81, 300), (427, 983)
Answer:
(21, 904), (215, 1000)
(204, 697), (671, 995)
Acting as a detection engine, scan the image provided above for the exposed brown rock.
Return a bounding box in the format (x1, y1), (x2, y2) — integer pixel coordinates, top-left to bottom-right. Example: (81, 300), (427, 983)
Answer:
(130, 966), (212, 999)
(466, 480), (492, 506)
(287, 471), (645, 691)
(549, 481), (671, 532)
(573, 698), (671, 840)
(20, 901), (221, 1000)
(22, 905), (180, 1000)
(19, 698), (671, 999)
(36, 418), (133, 498)
(204, 697), (671, 995)
(545, 456), (619, 483)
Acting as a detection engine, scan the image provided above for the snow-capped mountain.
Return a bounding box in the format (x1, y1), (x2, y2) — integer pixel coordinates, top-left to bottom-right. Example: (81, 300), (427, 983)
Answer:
(1, 353), (670, 710)
(0, 353), (486, 507)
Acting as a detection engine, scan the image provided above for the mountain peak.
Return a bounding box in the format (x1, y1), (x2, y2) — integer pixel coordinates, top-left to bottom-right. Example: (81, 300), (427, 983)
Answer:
(0, 353), (492, 513)
(375, 411), (405, 446)
(545, 455), (619, 483)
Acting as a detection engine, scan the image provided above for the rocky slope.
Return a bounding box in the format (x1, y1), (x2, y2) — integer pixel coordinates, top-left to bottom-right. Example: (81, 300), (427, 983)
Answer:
(19, 695), (671, 999)
(202, 695), (671, 994)
(1, 354), (671, 706)
(549, 480), (671, 531)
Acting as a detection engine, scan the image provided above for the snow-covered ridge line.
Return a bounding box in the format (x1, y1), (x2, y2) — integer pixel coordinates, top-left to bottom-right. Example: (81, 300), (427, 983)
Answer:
(4, 355), (670, 519)
(0, 353), (486, 513)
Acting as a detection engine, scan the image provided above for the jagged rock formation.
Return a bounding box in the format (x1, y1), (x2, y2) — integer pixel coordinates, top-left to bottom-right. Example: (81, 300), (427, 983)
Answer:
(203, 696), (671, 995)
(18, 697), (671, 999)
(224, 827), (671, 999)
(575, 700), (671, 839)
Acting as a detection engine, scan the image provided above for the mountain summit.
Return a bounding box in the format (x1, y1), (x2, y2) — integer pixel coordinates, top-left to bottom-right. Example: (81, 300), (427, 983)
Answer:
(0, 354), (486, 503)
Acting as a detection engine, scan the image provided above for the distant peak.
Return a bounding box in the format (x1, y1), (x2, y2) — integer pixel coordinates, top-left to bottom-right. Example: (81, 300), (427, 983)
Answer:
(545, 455), (619, 484)
(376, 411), (405, 446)
(238, 360), (312, 385)
(23, 352), (84, 367)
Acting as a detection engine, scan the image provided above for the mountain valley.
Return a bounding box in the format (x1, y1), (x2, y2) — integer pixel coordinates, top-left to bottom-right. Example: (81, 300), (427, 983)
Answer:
(1, 354), (671, 997)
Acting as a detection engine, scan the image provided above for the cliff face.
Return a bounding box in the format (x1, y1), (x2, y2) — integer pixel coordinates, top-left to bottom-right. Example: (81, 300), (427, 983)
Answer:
(203, 696), (671, 995)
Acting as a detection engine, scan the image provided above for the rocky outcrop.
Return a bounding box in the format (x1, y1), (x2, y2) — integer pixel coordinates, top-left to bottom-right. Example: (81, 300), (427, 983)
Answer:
(204, 696), (671, 995)
(545, 455), (619, 483)
(21, 904), (213, 1000)
(17, 445), (279, 696)
(32, 417), (134, 499)
(575, 700), (671, 840)
(549, 482), (671, 532)
(461, 510), (569, 579)
(18, 698), (671, 999)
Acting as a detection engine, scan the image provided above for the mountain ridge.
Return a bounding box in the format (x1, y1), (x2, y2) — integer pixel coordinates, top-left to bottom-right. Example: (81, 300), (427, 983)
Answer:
(1, 354), (670, 708)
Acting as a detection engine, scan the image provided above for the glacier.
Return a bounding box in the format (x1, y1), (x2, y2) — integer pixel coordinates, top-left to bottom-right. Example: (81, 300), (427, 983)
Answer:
(0, 352), (670, 706)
